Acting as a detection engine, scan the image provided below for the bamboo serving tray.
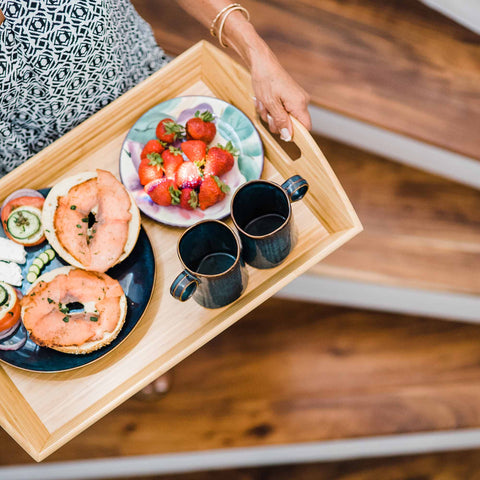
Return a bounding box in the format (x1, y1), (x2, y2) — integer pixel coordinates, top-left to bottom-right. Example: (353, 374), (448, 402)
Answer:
(0, 41), (362, 461)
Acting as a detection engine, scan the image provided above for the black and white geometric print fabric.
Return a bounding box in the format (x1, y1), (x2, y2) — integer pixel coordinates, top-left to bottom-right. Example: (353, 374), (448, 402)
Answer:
(0, 0), (169, 176)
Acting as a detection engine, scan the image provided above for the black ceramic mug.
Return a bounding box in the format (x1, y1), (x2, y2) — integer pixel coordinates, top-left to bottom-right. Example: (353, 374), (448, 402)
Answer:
(231, 175), (309, 269)
(170, 220), (248, 308)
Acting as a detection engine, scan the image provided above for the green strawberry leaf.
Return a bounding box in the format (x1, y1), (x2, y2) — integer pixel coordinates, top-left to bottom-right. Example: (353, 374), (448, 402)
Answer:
(168, 146), (182, 155)
(213, 176), (231, 194)
(164, 121), (185, 140)
(169, 185), (181, 205)
(147, 153), (164, 170)
(188, 190), (199, 209)
(217, 140), (239, 157)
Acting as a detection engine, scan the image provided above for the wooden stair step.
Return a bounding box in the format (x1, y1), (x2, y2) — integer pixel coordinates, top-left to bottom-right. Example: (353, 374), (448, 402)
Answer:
(132, 0), (480, 161)
(122, 449), (480, 480)
(4, 298), (480, 464)
(310, 134), (480, 295)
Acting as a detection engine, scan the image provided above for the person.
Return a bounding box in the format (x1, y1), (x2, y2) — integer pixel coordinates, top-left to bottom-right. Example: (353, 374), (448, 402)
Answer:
(0, 0), (311, 176)
(0, 1), (311, 396)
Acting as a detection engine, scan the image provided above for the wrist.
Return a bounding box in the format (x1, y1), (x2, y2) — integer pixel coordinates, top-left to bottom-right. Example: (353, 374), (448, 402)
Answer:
(222, 17), (269, 69)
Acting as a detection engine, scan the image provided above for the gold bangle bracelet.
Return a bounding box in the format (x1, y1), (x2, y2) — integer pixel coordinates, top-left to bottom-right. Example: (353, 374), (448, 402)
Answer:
(210, 3), (241, 37)
(217, 5), (250, 48)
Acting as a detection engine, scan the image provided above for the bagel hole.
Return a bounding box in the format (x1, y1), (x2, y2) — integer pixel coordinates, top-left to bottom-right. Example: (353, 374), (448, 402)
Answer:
(65, 302), (84, 313)
(88, 212), (96, 229)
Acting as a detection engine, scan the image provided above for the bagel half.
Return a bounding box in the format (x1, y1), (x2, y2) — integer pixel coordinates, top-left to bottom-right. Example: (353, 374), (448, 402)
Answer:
(21, 266), (127, 354)
(42, 170), (141, 271)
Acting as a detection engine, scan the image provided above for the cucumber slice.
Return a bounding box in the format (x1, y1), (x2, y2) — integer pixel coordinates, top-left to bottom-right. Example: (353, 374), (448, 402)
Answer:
(26, 271), (38, 284)
(28, 264), (41, 276)
(39, 252), (50, 264)
(0, 284), (7, 307)
(7, 209), (41, 240)
(45, 249), (55, 261)
(32, 258), (44, 269)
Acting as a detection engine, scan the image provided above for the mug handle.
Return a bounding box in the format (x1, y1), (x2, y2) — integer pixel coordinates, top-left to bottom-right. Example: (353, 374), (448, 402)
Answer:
(281, 175), (309, 202)
(170, 270), (198, 302)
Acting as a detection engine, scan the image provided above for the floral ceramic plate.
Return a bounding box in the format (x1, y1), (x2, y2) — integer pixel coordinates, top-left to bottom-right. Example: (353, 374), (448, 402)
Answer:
(119, 96), (264, 228)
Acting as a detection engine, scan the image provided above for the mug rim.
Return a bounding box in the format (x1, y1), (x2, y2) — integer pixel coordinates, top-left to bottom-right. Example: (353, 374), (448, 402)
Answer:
(177, 219), (242, 278)
(230, 179), (292, 239)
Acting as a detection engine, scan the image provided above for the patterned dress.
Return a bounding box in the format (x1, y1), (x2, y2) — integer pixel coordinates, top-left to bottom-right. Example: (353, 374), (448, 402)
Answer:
(0, 0), (169, 176)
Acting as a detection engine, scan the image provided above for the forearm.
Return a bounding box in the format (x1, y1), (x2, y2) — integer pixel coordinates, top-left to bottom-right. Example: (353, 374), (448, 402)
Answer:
(175, 0), (270, 69)
(175, 0), (312, 135)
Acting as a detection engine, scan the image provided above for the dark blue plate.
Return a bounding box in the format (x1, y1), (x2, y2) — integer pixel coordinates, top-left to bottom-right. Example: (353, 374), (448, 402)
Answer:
(0, 188), (155, 372)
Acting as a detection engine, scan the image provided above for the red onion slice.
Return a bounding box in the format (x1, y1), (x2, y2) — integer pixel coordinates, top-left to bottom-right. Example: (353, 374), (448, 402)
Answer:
(0, 319), (21, 340)
(0, 322), (27, 351)
(0, 335), (27, 351)
(1, 189), (44, 214)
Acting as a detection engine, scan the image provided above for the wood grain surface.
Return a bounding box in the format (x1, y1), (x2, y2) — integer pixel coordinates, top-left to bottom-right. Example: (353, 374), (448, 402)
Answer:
(113, 449), (480, 480)
(3, 298), (480, 464)
(310, 134), (480, 294)
(132, 0), (480, 160)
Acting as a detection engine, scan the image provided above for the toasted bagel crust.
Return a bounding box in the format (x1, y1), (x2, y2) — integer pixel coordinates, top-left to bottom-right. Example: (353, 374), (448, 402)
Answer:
(42, 171), (141, 270)
(21, 266), (127, 355)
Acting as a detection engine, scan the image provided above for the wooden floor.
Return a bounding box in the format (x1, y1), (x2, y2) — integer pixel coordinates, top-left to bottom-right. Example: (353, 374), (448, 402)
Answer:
(310, 134), (480, 295)
(132, 0), (480, 160)
(128, 448), (480, 480)
(4, 298), (480, 465)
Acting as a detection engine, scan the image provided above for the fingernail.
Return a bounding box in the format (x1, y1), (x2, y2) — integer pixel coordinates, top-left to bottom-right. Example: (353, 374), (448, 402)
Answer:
(267, 114), (275, 131)
(280, 128), (292, 142)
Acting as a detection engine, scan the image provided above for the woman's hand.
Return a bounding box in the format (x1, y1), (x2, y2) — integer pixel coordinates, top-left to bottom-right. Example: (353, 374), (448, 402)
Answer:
(250, 46), (311, 141)
(174, 1), (312, 140)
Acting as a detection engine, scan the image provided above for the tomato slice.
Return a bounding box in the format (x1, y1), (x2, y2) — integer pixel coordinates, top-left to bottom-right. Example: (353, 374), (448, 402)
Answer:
(0, 296), (20, 332)
(1, 196), (46, 246)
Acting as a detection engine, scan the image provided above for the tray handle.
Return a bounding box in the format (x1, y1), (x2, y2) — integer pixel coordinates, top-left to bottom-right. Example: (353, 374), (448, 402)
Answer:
(257, 115), (362, 234)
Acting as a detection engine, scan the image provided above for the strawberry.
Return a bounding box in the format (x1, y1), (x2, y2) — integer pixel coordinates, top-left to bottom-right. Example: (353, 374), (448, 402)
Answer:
(179, 188), (199, 210)
(204, 141), (238, 177)
(186, 110), (216, 144)
(156, 118), (185, 144)
(145, 178), (180, 206)
(162, 146), (184, 180)
(175, 161), (203, 189)
(181, 140), (207, 165)
(141, 139), (165, 160)
(138, 153), (164, 186)
(198, 176), (230, 210)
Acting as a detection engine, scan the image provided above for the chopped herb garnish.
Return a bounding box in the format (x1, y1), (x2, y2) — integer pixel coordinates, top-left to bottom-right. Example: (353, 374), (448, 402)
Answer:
(81, 217), (88, 222)
(76, 224), (81, 228)
(78, 233), (83, 236)
(47, 298), (54, 304)
(90, 316), (98, 322)
(70, 205), (76, 210)
(58, 302), (69, 314)
(62, 316), (69, 323)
